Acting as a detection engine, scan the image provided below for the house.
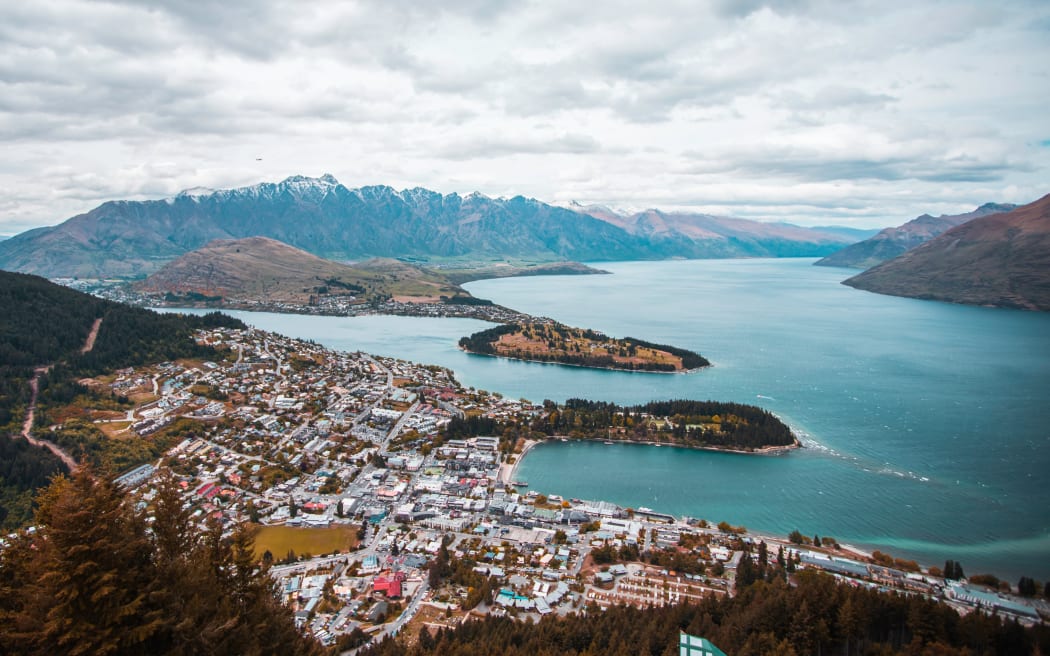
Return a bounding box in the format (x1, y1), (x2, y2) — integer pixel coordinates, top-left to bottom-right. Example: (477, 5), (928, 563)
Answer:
(365, 600), (389, 623)
(373, 571), (406, 599)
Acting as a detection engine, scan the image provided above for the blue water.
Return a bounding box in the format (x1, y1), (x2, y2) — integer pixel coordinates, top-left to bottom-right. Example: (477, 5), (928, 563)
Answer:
(168, 258), (1050, 579)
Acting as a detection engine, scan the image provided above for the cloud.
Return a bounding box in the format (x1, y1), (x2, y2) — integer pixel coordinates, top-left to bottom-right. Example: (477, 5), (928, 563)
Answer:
(432, 133), (605, 160)
(0, 0), (1047, 232)
(678, 143), (1028, 184)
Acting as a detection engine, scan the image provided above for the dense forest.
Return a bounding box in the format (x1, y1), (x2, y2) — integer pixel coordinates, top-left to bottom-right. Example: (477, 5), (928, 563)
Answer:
(442, 398), (796, 451)
(459, 322), (709, 372)
(0, 433), (66, 528)
(0, 468), (323, 655)
(0, 271), (243, 527)
(536, 399), (797, 450)
(360, 569), (1048, 655)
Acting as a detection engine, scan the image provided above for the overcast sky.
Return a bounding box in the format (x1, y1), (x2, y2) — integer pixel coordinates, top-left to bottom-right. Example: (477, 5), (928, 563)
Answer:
(1, 0), (1048, 234)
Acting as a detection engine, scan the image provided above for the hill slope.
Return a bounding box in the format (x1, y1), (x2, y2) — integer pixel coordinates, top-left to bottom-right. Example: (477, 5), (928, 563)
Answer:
(135, 237), (467, 304)
(0, 175), (855, 278)
(0, 270), (243, 527)
(815, 203), (1016, 269)
(843, 195), (1050, 310)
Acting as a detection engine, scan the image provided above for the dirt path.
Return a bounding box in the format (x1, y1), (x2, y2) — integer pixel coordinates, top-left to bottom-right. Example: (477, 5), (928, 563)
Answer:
(13, 318), (101, 472)
(80, 317), (102, 353)
(21, 368), (78, 472)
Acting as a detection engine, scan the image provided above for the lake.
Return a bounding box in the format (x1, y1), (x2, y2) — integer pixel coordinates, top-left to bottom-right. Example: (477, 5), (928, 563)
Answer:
(169, 258), (1050, 579)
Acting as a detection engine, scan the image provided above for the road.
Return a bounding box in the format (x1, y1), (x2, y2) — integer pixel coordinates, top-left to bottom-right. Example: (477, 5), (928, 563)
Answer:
(362, 354), (394, 389)
(352, 355), (395, 429)
(343, 579), (430, 655)
(383, 401), (421, 448)
(20, 368), (79, 471)
(14, 317), (103, 472)
(270, 554), (351, 578)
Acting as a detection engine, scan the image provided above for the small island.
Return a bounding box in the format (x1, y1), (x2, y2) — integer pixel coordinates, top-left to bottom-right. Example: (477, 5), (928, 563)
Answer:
(458, 322), (710, 372)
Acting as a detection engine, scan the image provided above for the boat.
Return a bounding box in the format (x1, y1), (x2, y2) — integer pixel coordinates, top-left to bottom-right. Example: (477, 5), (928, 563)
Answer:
(603, 440), (614, 445)
(638, 507), (653, 513)
(511, 480), (528, 487)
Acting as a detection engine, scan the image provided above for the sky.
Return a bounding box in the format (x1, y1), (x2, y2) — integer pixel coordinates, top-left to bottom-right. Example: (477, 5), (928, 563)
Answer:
(1, 0), (1048, 235)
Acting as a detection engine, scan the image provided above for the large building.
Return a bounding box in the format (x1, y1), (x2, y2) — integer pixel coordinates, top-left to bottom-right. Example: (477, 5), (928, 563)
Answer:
(679, 633), (727, 656)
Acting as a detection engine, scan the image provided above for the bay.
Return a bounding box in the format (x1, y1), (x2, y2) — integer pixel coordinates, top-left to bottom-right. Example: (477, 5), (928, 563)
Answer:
(167, 258), (1050, 579)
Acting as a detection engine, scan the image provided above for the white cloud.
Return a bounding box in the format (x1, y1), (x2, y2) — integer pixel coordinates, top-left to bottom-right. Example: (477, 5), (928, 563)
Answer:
(0, 0), (1047, 235)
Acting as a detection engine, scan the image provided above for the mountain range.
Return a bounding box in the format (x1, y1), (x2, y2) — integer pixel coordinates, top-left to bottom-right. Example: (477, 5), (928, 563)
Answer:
(0, 175), (856, 278)
(815, 203), (1017, 269)
(844, 194), (1050, 310)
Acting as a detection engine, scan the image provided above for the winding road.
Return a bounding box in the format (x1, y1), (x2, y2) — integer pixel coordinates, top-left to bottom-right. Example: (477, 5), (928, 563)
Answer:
(16, 317), (103, 472)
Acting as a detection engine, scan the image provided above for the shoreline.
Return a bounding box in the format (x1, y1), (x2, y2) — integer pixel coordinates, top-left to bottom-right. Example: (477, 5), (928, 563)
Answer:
(148, 300), (534, 324)
(459, 346), (709, 375)
(516, 435), (801, 464)
(501, 438), (540, 486)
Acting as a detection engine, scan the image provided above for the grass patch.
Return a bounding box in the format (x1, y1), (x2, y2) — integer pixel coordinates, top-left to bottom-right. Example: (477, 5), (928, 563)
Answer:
(96, 421), (132, 438)
(252, 524), (358, 560)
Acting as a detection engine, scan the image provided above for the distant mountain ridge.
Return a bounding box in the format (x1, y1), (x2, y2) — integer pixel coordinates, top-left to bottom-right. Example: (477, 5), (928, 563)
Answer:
(844, 194), (1050, 311)
(0, 175), (856, 278)
(815, 203), (1016, 269)
(568, 202), (861, 258)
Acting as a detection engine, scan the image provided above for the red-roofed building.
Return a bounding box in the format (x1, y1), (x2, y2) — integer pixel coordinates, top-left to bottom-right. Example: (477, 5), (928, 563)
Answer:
(373, 571), (406, 599)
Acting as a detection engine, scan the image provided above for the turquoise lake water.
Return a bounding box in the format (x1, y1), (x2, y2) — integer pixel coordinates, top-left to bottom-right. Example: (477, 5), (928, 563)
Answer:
(170, 258), (1050, 579)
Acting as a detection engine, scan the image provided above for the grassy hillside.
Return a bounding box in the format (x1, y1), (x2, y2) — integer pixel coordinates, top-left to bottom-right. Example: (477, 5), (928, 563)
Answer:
(136, 237), (470, 305)
(844, 195), (1050, 310)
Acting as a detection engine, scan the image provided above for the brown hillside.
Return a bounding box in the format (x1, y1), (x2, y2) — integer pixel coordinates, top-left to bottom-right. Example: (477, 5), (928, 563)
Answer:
(844, 194), (1050, 310)
(136, 237), (465, 304)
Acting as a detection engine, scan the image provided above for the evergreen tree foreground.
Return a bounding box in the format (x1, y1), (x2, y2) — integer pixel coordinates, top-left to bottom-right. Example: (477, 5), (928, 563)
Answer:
(0, 468), (322, 656)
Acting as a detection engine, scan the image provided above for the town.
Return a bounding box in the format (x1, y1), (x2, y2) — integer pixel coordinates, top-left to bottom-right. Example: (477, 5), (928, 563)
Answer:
(69, 326), (1046, 648)
(56, 277), (550, 325)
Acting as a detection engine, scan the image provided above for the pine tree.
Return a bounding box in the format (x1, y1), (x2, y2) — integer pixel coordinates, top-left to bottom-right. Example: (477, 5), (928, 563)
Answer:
(22, 469), (159, 654)
(0, 468), (322, 656)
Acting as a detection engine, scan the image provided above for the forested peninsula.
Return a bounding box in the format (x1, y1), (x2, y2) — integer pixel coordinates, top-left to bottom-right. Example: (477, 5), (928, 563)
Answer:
(459, 322), (709, 373)
(445, 398), (798, 453)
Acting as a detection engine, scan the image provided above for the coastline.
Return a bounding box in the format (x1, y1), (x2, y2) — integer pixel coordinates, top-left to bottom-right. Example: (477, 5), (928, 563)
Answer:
(518, 435), (800, 462)
(501, 438), (540, 486)
(459, 346), (709, 375)
(148, 299), (534, 324)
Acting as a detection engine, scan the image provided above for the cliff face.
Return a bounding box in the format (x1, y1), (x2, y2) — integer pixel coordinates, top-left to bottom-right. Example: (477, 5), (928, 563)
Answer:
(843, 195), (1050, 311)
(815, 203), (1016, 270)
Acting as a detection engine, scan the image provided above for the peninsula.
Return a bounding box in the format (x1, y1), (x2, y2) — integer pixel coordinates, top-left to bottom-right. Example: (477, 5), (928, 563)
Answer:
(458, 322), (710, 373)
(550, 398), (801, 452)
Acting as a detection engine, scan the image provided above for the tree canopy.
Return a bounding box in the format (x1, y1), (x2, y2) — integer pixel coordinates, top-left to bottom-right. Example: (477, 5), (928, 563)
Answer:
(0, 468), (322, 655)
(360, 571), (1047, 656)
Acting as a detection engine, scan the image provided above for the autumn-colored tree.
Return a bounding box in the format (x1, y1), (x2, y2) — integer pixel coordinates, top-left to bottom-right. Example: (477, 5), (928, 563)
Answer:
(13, 470), (158, 655)
(0, 467), (321, 656)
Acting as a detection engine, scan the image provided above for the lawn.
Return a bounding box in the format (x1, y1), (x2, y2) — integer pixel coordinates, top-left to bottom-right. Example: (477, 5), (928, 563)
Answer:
(253, 524), (358, 560)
